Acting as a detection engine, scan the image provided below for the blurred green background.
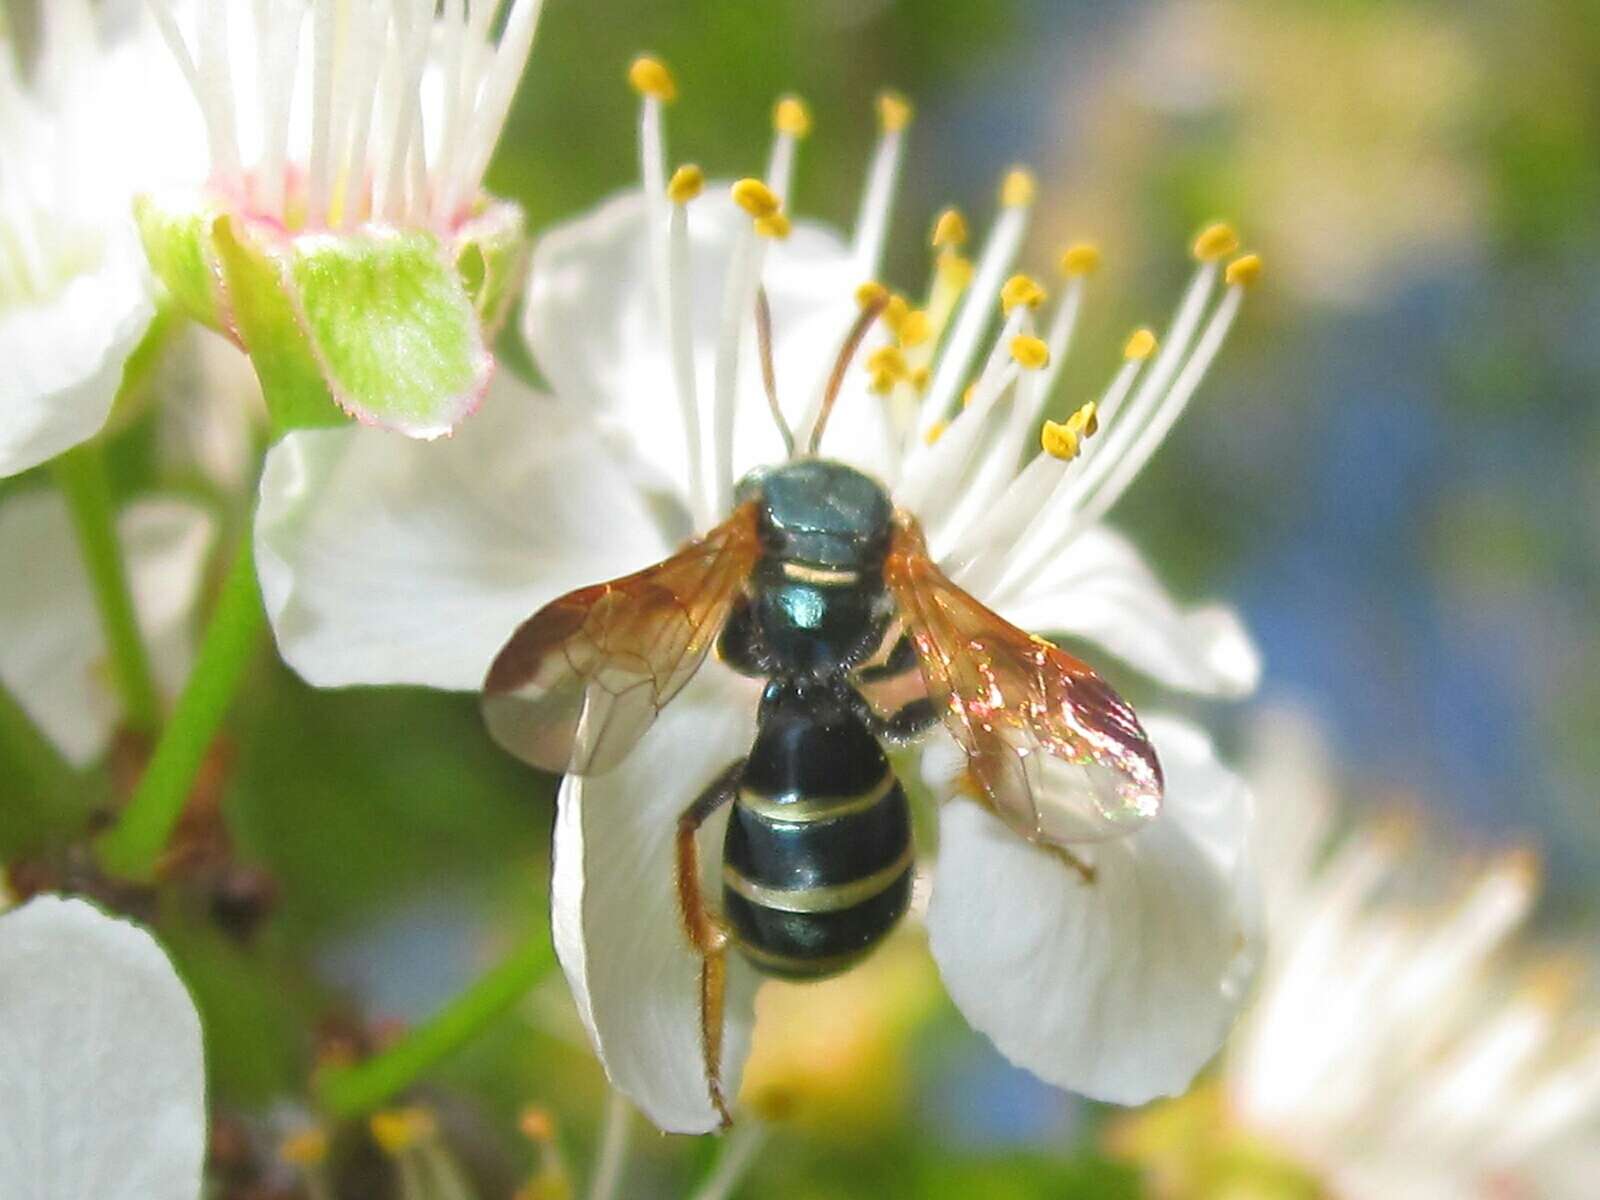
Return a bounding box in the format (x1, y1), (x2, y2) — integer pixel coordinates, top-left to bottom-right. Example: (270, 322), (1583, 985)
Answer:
(8, 0), (1600, 1194)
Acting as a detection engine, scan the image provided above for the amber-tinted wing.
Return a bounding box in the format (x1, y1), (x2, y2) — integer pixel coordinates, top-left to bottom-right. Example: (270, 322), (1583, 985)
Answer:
(884, 516), (1163, 845)
(482, 504), (760, 776)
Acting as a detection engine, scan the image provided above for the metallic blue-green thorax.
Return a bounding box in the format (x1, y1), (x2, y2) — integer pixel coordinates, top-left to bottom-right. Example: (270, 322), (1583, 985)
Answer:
(738, 458), (893, 569)
(729, 459), (895, 677)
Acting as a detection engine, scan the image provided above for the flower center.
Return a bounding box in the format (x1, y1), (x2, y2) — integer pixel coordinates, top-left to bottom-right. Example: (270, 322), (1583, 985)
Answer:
(148, 0), (542, 235)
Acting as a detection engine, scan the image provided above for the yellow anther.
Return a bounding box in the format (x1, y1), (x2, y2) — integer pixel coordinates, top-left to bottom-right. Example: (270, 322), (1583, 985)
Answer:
(1010, 334), (1050, 370)
(1000, 167), (1036, 208)
(869, 368), (899, 396)
(731, 178), (781, 219)
(898, 308), (932, 348)
(628, 56), (677, 103)
(519, 1107), (558, 1143)
(774, 95), (812, 137)
(961, 382), (977, 408)
(855, 281), (890, 310)
(755, 212), (792, 239)
(370, 1108), (436, 1155)
(1000, 273), (1047, 314)
(1040, 419), (1081, 461)
(280, 1128), (329, 1168)
(877, 90), (913, 133)
(931, 208), (969, 249)
(909, 365), (931, 392)
(1225, 253), (1263, 287)
(867, 345), (908, 378)
(937, 251), (974, 290)
(1065, 399), (1099, 439)
(923, 419), (949, 445)
(1060, 242), (1101, 276)
(882, 293), (911, 334)
(1193, 221), (1240, 262)
(666, 164), (704, 204)
(1123, 327), (1158, 361)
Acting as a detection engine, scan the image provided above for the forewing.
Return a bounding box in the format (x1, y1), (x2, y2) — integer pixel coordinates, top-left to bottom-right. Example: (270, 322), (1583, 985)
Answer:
(483, 504), (760, 776)
(885, 518), (1163, 845)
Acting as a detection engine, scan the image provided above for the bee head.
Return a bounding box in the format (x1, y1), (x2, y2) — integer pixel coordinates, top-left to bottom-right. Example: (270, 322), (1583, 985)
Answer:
(740, 458), (893, 570)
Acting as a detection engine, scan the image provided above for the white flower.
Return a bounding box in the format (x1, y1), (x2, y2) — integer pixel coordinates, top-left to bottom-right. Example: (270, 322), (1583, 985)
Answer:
(0, 489), (214, 765)
(254, 66), (1260, 1133)
(0, 894), (207, 1199)
(137, 0), (542, 436)
(1125, 708), (1600, 1200)
(0, 0), (195, 477)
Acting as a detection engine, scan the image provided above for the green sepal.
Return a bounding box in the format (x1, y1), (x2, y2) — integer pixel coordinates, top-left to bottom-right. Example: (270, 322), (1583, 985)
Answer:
(209, 218), (347, 433)
(454, 198), (528, 338)
(134, 193), (230, 334)
(287, 227), (492, 438)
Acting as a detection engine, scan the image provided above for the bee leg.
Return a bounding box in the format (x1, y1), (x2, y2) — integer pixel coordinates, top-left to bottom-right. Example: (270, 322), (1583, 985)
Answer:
(675, 759), (745, 1130)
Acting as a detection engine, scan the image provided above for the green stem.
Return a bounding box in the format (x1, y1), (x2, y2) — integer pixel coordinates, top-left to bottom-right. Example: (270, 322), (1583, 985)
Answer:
(52, 443), (162, 734)
(316, 928), (555, 1119)
(95, 525), (264, 881)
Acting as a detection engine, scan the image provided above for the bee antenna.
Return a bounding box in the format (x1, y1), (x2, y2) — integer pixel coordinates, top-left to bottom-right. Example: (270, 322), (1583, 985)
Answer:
(755, 288), (795, 458)
(808, 291), (888, 456)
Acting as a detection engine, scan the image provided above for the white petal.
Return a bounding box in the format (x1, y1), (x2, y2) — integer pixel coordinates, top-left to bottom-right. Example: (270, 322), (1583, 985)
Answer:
(980, 523), (1261, 698)
(255, 376), (669, 691)
(0, 491), (214, 765)
(552, 667), (763, 1134)
(0, 227), (154, 478)
(0, 895), (206, 1200)
(926, 713), (1259, 1105)
(521, 187), (896, 501)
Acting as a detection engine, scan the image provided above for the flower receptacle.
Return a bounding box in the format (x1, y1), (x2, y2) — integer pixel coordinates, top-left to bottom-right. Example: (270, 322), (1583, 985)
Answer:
(135, 194), (525, 438)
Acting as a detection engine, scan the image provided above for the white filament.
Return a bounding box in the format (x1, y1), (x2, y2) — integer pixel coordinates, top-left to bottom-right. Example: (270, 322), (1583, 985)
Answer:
(914, 197), (1029, 440)
(851, 125), (902, 280)
(146, 0), (539, 230)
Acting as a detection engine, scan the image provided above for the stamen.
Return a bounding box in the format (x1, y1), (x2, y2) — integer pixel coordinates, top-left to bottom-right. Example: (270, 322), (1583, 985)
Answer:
(1059, 241), (1100, 276)
(754, 212), (792, 240)
(855, 280), (890, 309)
(457, 0), (545, 211)
(1009, 334), (1050, 370)
(767, 95), (811, 206)
(198, 2), (242, 184)
(1000, 273), (1047, 315)
(898, 309), (931, 348)
(1039, 416), (1084, 461)
(711, 181), (771, 510)
(732, 177), (781, 219)
(305, 0), (339, 227)
(257, 2), (306, 221)
(1226, 252), (1263, 288)
(851, 90), (911, 279)
(960, 331), (1155, 587)
(1193, 221), (1240, 262)
(1073, 260), (1254, 528)
(897, 304), (1028, 518)
(667, 164), (704, 204)
(628, 55), (678, 102)
(1039, 228), (1230, 527)
(932, 207), (969, 249)
(666, 167), (708, 523)
(914, 165), (1035, 443)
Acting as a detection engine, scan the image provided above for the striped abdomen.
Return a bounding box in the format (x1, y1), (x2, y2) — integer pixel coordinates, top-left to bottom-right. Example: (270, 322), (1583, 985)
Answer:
(721, 681), (913, 980)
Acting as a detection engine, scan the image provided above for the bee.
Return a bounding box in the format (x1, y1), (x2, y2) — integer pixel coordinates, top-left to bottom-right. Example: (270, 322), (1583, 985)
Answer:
(483, 295), (1163, 1123)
